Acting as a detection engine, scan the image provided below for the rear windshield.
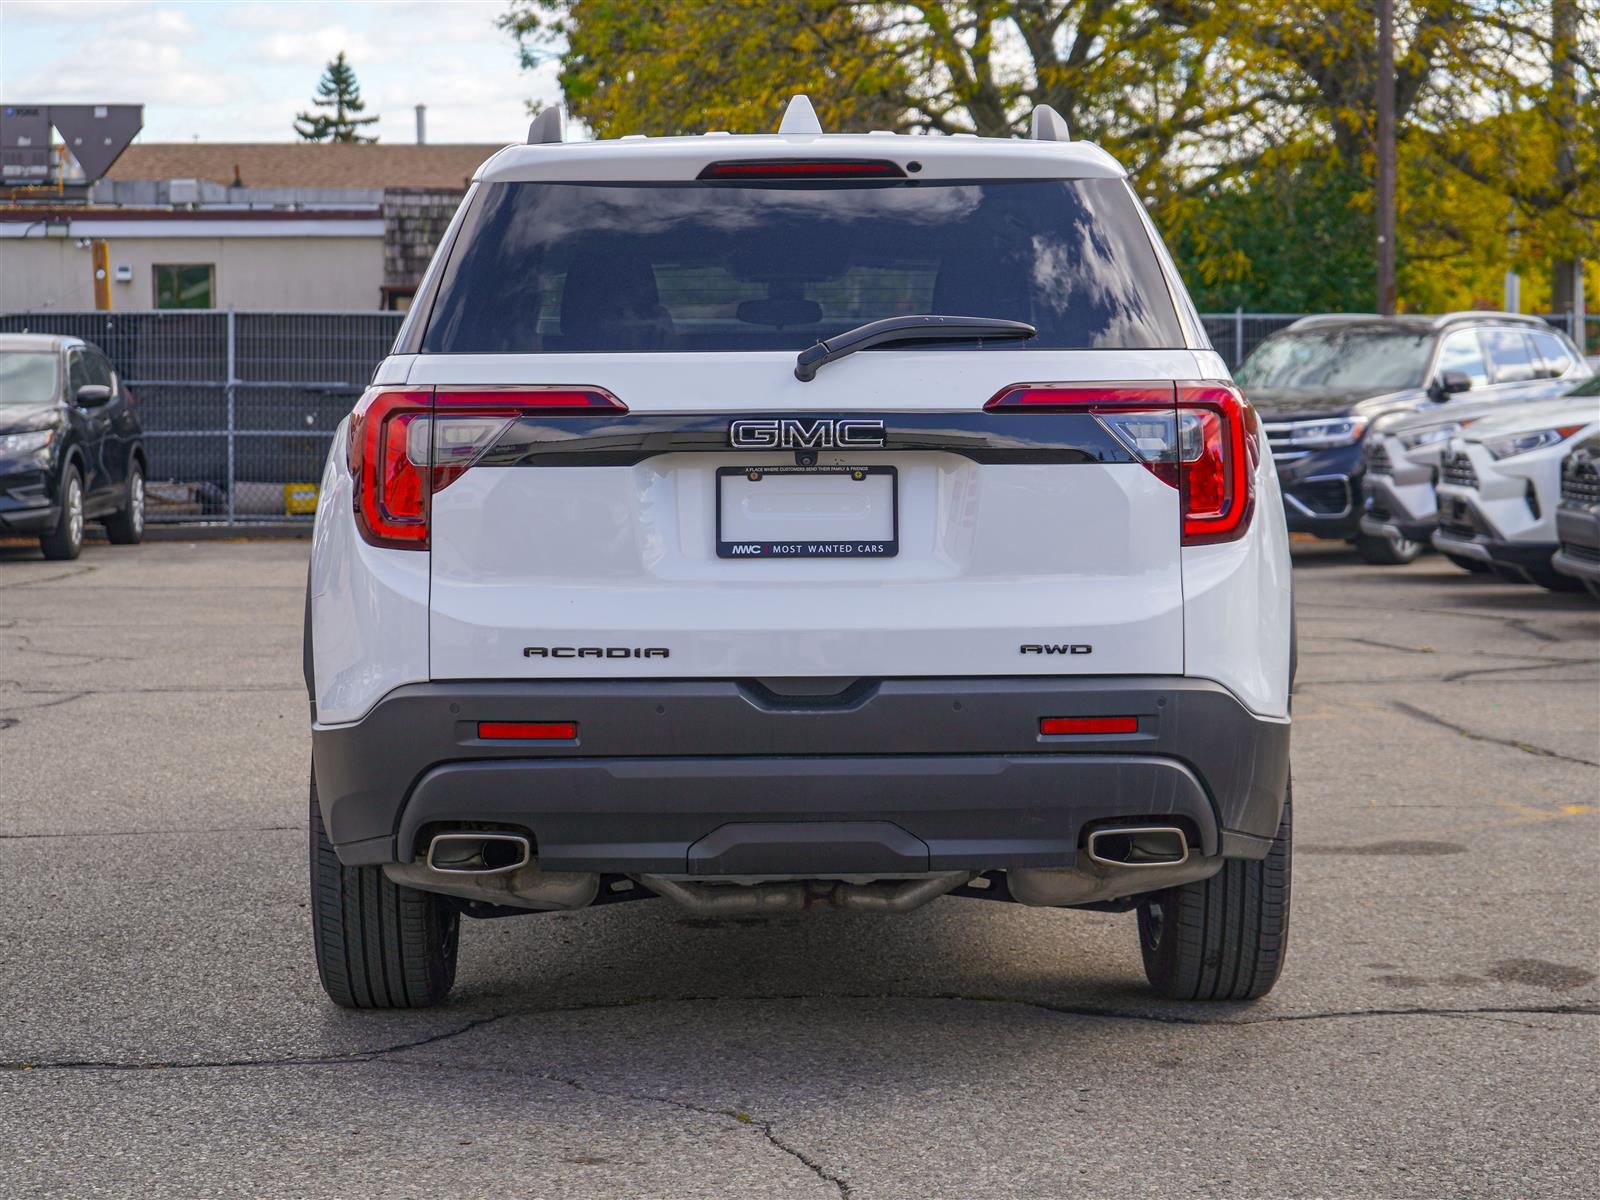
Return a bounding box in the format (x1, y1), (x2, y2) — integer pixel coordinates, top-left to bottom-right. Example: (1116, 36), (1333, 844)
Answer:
(419, 179), (1184, 354)
(1236, 330), (1433, 391)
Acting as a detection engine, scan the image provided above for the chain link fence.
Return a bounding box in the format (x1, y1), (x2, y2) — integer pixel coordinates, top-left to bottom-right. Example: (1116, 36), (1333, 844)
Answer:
(1, 308), (1595, 526)
(0, 310), (402, 524)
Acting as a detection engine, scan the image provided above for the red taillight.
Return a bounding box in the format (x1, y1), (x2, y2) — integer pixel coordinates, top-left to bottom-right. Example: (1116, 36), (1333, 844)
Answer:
(430, 387), (625, 493)
(1178, 384), (1256, 545)
(1041, 716), (1139, 735)
(349, 386), (627, 549)
(349, 388), (432, 550)
(984, 384), (1177, 411)
(478, 721), (578, 740)
(983, 380), (1256, 545)
(434, 386), (626, 412)
(697, 159), (905, 180)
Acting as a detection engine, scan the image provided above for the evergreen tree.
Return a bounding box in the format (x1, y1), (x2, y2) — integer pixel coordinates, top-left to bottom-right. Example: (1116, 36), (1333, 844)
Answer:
(294, 52), (379, 143)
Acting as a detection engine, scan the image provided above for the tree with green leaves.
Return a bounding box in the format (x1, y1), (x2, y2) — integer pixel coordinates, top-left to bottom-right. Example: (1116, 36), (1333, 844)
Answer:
(294, 52), (380, 144)
(499, 2), (1596, 314)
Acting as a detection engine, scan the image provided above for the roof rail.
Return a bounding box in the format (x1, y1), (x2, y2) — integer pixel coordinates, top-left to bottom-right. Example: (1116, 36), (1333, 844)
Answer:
(778, 94), (823, 135)
(1284, 313), (1382, 331)
(1030, 104), (1070, 142)
(527, 105), (564, 145)
(1429, 310), (1548, 330)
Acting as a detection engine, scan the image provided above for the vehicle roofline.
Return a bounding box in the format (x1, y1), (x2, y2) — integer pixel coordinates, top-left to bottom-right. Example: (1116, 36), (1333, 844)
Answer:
(475, 133), (1128, 184)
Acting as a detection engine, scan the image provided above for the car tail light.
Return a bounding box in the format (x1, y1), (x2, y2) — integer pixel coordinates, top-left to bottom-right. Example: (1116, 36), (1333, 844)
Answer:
(697, 159), (905, 180)
(430, 387), (627, 493)
(349, 385), (626, 550)
(1040, 716), (1138, 735)
(984, 381), (1257, 545)
(349, 388), (432, 550)
(1177, 384), (1256, 545)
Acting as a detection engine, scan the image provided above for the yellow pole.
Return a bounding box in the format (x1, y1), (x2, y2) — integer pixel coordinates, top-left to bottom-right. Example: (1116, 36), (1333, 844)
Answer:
(92, 240), (112, 311)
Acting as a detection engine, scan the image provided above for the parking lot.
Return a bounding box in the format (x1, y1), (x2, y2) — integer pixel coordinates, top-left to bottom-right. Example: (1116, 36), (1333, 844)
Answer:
(1, 536), (1596, 1199)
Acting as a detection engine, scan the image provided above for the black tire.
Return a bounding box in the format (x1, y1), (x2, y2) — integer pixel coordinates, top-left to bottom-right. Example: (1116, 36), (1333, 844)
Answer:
(1355, 530), (1422, 565)
(104, 462), (145, 545)
(39, 464), (84, 561)
(1137, 781), (1292, 1001)
(1444, 553), (1490, 574)
(310, 771), (459, 1008)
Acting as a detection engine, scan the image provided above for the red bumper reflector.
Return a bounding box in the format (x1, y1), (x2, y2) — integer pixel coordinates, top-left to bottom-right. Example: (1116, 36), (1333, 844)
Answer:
(1040, 716), (1138, 735)
(478, 721), (578, 740)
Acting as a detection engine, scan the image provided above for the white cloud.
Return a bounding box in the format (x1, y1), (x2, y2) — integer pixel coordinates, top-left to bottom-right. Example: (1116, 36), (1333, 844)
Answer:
(3, 0), (562, 144)
(255, 26), (380, 66)
(12, 37), (232, 106)
(1, 0), (157, 23)
(104, 5), (197, 40)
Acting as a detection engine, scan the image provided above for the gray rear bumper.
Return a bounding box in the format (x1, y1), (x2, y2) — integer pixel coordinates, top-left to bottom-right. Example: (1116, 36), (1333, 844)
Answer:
(312, 677), (1290, 873)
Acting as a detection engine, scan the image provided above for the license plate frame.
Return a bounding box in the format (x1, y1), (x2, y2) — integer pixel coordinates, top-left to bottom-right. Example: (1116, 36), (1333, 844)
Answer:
(715, 465), (898, 559)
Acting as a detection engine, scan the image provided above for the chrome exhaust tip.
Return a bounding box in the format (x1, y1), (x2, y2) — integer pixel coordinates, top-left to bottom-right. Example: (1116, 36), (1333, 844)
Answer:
(425, 832), (532, 875)
(1084, 825), (1189, 868)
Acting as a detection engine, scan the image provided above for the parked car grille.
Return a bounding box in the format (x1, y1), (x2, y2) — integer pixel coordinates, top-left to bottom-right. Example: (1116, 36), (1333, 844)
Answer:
(1364, 441), (1393, 475)
(1439, 452), (1478, 489)
(1560, 463), (1600, 508)
(1437, 503), (1480, 540)
(1261, 424), (1307, 462)
(1291, 477), (1351, 516)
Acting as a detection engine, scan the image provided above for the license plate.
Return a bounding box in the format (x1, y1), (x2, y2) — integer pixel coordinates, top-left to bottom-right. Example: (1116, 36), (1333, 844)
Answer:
(716, 466), (898, 559)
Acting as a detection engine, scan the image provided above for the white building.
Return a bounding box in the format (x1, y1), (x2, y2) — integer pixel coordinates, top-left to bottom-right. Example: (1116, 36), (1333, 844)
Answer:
(1, 143), (499, 312)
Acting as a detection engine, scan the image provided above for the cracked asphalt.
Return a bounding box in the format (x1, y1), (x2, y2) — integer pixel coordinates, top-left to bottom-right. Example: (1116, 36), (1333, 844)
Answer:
(1, 536), (1596, 1199)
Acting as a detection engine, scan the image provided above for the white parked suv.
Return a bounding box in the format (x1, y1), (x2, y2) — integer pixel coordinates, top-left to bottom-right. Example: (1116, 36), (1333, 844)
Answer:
(1433, 383), (1600, 589)
(1361, 355), (1594, 568)
(304, 99), (1294, 1009)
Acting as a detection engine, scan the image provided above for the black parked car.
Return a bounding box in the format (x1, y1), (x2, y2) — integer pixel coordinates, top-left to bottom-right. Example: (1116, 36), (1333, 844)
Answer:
(1234, 312), (1590, 563)
(0, 334), (146, 560)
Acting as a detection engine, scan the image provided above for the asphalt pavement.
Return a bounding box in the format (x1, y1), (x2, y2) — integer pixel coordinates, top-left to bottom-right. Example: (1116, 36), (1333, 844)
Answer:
(1, 536), (1596, 1199)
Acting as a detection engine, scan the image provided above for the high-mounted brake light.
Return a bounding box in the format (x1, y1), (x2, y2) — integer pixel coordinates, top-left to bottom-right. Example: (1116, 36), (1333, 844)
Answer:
(349, 385), (627, 550)
(478, 721), (578, 740)
(697, 159), (905, 180)
(983, 381), (1257, 545)
(1041, 716), (1139, 735)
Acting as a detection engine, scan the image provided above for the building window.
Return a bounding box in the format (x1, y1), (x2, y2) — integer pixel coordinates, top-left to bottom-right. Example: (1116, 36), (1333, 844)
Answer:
(153, 264), (215, 309)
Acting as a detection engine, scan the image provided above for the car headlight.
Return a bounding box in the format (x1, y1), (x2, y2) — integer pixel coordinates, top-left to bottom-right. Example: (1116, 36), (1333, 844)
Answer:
(1481, 425), (1585, 460)
(1284, 416), (1368, 448)
(1398, 423), (1461, 451)
(0, 428), (53, 456)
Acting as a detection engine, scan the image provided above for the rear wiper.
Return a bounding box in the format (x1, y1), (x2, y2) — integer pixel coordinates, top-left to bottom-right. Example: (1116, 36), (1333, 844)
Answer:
(794, 315), (1036, 382)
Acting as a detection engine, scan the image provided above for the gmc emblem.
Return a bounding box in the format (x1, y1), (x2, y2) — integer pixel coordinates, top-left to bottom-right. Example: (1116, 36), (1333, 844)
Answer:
(729, 418), (887, 450)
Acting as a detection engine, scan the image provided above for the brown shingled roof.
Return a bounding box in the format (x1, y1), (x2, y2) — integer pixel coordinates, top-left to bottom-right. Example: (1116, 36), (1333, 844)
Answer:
(104, 143), (505, 190)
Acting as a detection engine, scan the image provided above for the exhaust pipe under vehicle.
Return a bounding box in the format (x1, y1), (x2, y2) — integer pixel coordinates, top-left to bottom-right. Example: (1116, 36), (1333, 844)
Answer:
(425, 832), (532, 874)
(636, 872), (972, 915)
(1008, 824), (1215, 907)
(382, 831), (600, 912)
(1084, 825), (1189, 867)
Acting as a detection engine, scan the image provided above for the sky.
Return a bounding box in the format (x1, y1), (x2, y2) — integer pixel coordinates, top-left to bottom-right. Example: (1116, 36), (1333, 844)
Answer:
(0, 0), (563, 145)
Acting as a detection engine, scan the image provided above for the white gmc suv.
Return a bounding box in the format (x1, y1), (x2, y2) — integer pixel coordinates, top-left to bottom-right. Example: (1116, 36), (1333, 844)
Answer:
(304, 100), (1294, 1009)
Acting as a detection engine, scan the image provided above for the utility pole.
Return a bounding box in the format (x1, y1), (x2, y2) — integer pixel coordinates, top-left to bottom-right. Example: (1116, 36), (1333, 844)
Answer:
(1550, 0), (1580, 334)
(1376, 0), (1397, 315)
